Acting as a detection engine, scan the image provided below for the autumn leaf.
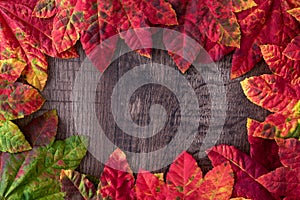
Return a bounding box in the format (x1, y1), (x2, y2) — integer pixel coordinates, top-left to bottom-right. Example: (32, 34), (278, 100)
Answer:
(247, 102), (300, 140)
(231, 0), (300, 79)
(0, 0), (78, 90)
(135, 171), (167, 200)
(164, 0), (256, 73)
(207, 145), (276, 199)
(60, 169), (96, 200)
(81, 0), (178, 72)
(0, 120), (31, 153)
(260, 44), (300, 84)
(99, 148), (135, 199)
(0, 135), (87, 199)
(165, 151), (203, 199)
(276, 138), (300, 169)
(22, 109), (58, 147)
(247, 120), (282, 171)
(241, 75), (300, 113)
(257, 167), (300, 198)
(0, 82), (45, 121)
(0, 58), (26, 83)
(33, 0), (57, 18)
(198, 162), (234, 200)
(283, 7), (300, 61)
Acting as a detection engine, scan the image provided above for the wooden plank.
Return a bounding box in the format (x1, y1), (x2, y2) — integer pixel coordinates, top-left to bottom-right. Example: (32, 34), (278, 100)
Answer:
(20, 45), (271, 177)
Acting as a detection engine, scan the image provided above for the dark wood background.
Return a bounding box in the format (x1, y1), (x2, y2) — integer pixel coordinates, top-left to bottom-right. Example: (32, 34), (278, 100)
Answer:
(21, 44), (271, 177)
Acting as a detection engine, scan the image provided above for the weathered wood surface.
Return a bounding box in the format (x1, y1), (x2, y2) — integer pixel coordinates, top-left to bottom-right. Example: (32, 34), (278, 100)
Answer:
(22, 45), (271, 177)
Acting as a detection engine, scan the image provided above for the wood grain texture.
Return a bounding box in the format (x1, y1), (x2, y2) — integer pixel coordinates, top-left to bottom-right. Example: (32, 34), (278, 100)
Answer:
(18, 44), (271, 177)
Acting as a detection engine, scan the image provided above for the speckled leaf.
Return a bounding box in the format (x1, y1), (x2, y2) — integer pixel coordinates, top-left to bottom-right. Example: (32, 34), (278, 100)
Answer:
(135, 171), (167, 200)
(276, 138), (300, 169)
(166, 151), (203, 199)
(81, 0), (177, 72)
(231, 0), (257, 12)
(0, 0), (78, 90)
(284, 35), (300, 60)
(247, 119), (282, 171)
(241, 74), (300, 113)
(260, 45), (300, 84)
(0, 58), (26, 83)
(0, 121), (31, 153)
(99, 148), (135, 199)
(33, 0), (57, 18)
(0, 135), (87, 200)
(288, 7), (300, 22)
(257, 167), (300, 198)
(247, 102), (300, 140)
(22, 110), (58, 147)
(207, 145), (276, 199)
(52, 0), (86, 53)
(60, 170), (96, 200)
(198, 0), (241, 48)
(231, 0), (300, 79)
(0, 82), (45, 121)
(164, 0), (243, 73)
(198, 162), (234, 200)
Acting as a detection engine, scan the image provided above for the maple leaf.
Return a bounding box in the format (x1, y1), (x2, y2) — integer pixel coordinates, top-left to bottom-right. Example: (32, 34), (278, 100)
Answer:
(60, 169), (96, 200)
(231, 0), (300, 79)
(198, 162), (234, 200)
(164, 0), (256, 73)
(0, 0), (78, 90)
(99, 148), (136, 199)
(207, 145), (277, 199)
(81, 0), (177, 72)
(166, 151), (203, 199)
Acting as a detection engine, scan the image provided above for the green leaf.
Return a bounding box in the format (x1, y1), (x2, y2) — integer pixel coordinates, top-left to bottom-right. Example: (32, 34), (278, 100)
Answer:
(0, 135), (87, 200)
(0, 120), (31, 153)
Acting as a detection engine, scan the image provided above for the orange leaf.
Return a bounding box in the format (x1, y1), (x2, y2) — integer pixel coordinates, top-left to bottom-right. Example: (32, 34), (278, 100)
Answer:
(166, 151), (203, 199)
(198, 162), (234, 200)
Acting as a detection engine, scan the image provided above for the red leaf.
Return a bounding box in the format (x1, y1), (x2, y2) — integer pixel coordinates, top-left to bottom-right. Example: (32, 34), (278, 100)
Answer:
(0, 82), (45, 121)
(0, 0), (78, 90)
(135, 171), (167, 200)
(33, 0), (57, 18)
(207, 145), (276, 199)
(288, 7), (300, 22)
(276, 138), (300, 169)
(231, 0), (300, 79)
(22, 110), (58, 147)
(164, 0), (247, 72)
(52, 0), (85, 53)
(198, 162), (234, 200)
(166, 151), (203, 199)
(247, 119), (282, 171)
(257, 167), (300, 198)
(241, 74), (300, 113)
(284, 35), (300, 60)
(99, 149), (135, 200)
(260, 45), (300, 84)
(81, 0), (177, 72)
(0, 58), (26, 83)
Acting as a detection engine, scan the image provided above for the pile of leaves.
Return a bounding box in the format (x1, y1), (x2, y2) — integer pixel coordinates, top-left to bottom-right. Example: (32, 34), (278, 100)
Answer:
(0, 0), (300, 199)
